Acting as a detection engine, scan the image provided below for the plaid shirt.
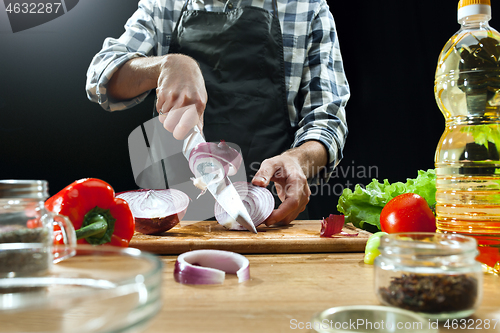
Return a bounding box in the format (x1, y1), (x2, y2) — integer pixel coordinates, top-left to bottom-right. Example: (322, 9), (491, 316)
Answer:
(86, 0), (349, 181)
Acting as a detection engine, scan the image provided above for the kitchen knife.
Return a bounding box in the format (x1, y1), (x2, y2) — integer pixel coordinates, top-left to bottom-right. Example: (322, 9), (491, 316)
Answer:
(183, 126), (257, 233)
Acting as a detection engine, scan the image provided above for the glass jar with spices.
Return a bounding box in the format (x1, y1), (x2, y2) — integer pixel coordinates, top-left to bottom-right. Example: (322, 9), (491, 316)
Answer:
(0, 180), (76, 278)
(374, 232), (483, 319)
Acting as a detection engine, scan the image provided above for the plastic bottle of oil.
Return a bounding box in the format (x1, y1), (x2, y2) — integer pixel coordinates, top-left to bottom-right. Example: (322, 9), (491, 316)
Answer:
(435, 0), (500, 274)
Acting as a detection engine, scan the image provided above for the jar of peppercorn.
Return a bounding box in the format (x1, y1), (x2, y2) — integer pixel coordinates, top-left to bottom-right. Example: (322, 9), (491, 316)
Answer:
(374, 232), (483, 319)
(0, 180), (76, 278)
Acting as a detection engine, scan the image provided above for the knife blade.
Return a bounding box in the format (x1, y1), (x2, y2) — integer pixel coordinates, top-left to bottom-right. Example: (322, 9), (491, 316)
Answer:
(183, 126), (257, 233)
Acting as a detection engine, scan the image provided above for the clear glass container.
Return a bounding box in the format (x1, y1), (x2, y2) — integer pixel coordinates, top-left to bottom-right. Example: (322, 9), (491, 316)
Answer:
(0, 245), (163, 333)
(0, 180), (75, 277)
(311, 305), (437, 333)
(374, 232), (483, 319)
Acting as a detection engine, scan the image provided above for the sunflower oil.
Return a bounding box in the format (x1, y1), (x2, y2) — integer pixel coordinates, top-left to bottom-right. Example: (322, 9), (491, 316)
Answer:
(434, 0), (500, 273)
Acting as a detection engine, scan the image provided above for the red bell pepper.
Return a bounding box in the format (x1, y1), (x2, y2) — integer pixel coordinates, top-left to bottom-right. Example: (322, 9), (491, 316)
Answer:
(45, 178), (135, 247)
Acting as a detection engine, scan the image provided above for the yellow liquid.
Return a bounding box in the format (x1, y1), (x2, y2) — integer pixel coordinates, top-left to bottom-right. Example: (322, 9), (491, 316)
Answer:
(435, 195), (500, 270)
(435, 125), (500, 271)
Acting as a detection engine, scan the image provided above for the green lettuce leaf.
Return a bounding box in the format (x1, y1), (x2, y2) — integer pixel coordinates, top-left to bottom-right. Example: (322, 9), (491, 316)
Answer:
(336, 169), (436, 232)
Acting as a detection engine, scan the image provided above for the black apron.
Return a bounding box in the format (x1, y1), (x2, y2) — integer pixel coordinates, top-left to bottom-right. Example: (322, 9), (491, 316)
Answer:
(169, 0), (293, 177)
(149, 0), (308, 219)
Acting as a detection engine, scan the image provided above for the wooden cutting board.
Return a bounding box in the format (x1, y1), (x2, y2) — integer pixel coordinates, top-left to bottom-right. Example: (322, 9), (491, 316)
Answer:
(129, 220), (372, 255)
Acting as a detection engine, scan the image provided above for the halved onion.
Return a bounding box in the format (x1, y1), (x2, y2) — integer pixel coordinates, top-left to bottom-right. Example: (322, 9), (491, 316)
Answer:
(189, 141), (242, 178)
(174, 249), (250, 284)
(214, 182), (274, 231)
(116, 189), (189, 235)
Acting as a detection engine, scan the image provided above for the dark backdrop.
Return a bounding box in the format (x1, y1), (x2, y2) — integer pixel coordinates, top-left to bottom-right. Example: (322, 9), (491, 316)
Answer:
(1, 1), (497, 219)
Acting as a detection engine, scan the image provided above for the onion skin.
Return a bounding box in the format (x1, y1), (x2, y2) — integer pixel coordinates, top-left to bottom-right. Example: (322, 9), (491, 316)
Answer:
(174, 249), (250, 285)
(320, 214), (344, 237)
(116, 189), (189, 235)
(320, 214), (358, 237)
(134, 209), (186, 235)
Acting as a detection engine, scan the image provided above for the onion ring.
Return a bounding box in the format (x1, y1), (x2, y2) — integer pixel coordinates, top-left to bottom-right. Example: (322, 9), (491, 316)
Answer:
(174, 249), (250, 285)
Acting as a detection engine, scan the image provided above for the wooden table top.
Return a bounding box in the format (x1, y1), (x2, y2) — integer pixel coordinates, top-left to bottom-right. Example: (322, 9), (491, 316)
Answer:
(144, 252), (500, 333)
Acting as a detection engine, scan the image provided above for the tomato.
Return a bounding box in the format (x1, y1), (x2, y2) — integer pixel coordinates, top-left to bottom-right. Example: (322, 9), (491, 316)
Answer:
(380, 193), (436, 233)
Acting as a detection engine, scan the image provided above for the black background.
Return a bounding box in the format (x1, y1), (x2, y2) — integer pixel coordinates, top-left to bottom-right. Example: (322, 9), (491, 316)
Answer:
(1, 1), (498, 219)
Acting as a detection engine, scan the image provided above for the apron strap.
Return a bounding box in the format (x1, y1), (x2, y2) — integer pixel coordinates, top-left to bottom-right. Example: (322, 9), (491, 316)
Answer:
(181, 0), (190, 13)
(271, 0), (278, 18)
(173, 0), (190, 31)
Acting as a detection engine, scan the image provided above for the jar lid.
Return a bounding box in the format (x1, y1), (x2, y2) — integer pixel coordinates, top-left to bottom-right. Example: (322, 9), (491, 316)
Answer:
(0, 180), (49, 199)
(458, 0), (491, 22)
(378, 232), (478, 258)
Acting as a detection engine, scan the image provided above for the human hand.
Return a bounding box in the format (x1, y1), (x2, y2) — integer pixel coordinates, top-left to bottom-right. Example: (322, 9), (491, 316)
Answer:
(156, 54), (207, 140)
(252, 154), (311, 226)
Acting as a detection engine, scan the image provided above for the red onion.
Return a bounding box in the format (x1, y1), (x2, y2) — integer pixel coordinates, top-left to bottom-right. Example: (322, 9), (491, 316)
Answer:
(189, 141), (242, 178)
(214, 182), (274, 231)
(174, 249), (250, 285)
(320, 214), (358, 237)
(116, 189), (189, 235)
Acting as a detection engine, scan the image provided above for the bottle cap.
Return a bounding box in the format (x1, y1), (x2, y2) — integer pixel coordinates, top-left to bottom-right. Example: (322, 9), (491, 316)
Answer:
(458, 0), (491, 22)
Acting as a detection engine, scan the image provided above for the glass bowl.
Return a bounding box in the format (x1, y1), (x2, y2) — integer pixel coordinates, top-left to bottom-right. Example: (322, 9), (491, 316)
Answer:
(0, 245), (163, 333)
(311, 305), (438, 333)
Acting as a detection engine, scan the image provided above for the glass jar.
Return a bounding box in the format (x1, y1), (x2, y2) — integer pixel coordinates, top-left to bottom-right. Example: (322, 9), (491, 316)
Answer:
(374, 232), (483, 319)
(0, 180), (76, 277)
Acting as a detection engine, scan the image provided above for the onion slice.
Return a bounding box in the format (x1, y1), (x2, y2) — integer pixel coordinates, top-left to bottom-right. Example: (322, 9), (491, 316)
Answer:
(320, 214), (358, 237)
(174, 249), (250, 285)
(214, 182), (274, 231)
(320, 214), (344, 237)
(116, 189), (189, 235)
(189, 141), (242, 178)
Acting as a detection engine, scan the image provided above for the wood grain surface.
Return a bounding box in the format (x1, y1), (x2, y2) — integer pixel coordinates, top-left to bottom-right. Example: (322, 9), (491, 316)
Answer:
(145, 253), (500, 333)
(129, 220), (372, 255)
